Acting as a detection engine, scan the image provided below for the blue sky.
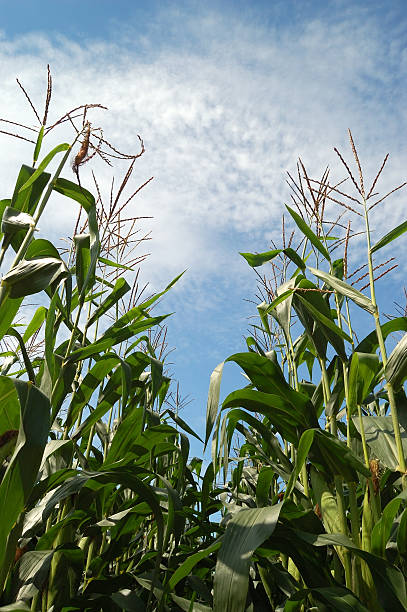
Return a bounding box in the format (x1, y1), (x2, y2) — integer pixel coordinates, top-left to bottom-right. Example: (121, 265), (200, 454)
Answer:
(1, 0), (407, 453)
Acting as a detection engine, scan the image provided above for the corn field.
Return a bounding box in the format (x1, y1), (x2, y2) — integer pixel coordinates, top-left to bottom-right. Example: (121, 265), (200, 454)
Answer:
(2, 71), (407, 611)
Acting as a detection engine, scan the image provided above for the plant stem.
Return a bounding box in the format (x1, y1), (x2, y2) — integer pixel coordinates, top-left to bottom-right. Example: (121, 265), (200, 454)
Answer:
(362, 197), (406, 472)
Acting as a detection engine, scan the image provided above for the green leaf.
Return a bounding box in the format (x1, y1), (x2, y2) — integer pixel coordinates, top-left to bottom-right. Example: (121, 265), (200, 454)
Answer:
(356, 317), (407, 353)
(371, 497), (402, 557)
(0, 376), (20, 433)
(353, 416), (407, 471)
(88, 277), (131, 328)
(0, 296), (23, 342)
(284, 429), (315, 499)
(33, 125), (44, 165)
(299, 532), (407, 610)
(240, 247), (305, 270)
(2, 257), (69, 298)
(348, 352), (380, 409)
(10, 164), (50, 217)
(0, 380), (50, 585)
(286, 205), (330, 261)
(19, 143), (69, 192)
(67, 313), (169, 363)
(213, 505), (283, 612)
(98, 256), (134, 271)
(167, 541), (221, 591)
(205, 361), (224, 449)
(1, 207), (34, 234)
(53, 177), (95, 212)
(0, 603), (31, 612)
(25, 238), (60, 260)
(65, 354), (120, 430)
(386, 333), (407, 389)
(308, 266), (375, 313)
(269, 279), (297, 342)
(222, 389), (308, 444)
(371, 220), (407, 254)
(22, 305), (47, 342)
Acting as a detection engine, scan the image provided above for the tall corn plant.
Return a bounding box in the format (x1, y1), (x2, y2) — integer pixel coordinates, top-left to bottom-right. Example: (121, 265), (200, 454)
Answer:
(206, 132), (407, 611)
(0, 71), (221, 612)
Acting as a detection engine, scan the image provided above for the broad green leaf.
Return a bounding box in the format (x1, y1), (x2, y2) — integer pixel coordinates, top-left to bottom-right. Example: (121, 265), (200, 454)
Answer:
(371, 220), (407, 254)
(285, 586), (369, 612)
(1, 206), (34, 234)
(0, 296), (23, 342)
(25, 237), (60, 260)
(22, 305), (47, 342)
(167, 540), (221, 591)
(284, 429), (315, 499)
(386, 333), (407, 389)
(171, 595), (211, 612)
(15, 549), (54, 600)
(19, 143), (69, 192)
(299, 532), (407, 611)
(225, 353), (316, 427)
(296, 292), (351, 343)
(348, 352), (380, 409)
(371, 497), (402, 557)
(165, 409), (203, 443)
(356, 317), (407, 353)
(213, 505), (283, 612)
(223, 389), (307, 444)
(256, 466), (275, 507)
(5, 327), (36, 383)
(310, 467), (341, 536)
(308, 266), (375, 313)
(0, 380), (50, 585)
(53, 177), (95, 211)
(2, 257), (69, 298)
(205, 361), (224, 449)
(353, 416), (407, 470)
(74, 233), (93, 296)
(240, 247), (305, 270)
(10, 164), (50, 217)
(0, 376), (21, 434)
(0, 604), (31, 611)
(286, 205), (330, 261)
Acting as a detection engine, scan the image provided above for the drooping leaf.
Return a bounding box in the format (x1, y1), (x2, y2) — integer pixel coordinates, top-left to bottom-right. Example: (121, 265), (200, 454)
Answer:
(1, 206), (34, 235)
(18, 143), (69, 192)
(2, 257), (69, 298)
(309, 266), (375, 313)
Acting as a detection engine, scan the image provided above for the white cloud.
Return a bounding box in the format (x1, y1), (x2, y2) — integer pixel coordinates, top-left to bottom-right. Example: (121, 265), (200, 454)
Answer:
(0, 6), (406, 327)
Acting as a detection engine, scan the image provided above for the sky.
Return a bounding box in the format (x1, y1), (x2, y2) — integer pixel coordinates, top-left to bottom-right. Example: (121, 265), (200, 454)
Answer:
(1, 0), (407, 452)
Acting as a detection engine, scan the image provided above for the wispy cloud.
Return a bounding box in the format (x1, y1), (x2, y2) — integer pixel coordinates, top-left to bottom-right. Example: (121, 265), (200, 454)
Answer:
(0, 4), (406, 381)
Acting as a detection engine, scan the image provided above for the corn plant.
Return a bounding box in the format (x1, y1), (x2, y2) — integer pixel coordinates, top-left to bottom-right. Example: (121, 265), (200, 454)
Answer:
(206, 132), (407, 611)
(0, 71), (222, 612)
